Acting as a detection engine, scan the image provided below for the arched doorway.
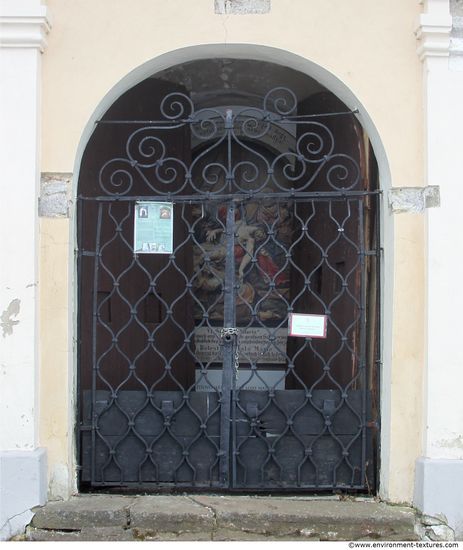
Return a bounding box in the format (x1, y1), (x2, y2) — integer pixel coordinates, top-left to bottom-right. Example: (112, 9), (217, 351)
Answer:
(77, 58), (380, 492)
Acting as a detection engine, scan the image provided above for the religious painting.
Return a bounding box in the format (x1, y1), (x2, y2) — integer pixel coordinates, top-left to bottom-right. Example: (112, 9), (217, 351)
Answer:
(192, 198), (293, 368)
(192, 199), (292, 322)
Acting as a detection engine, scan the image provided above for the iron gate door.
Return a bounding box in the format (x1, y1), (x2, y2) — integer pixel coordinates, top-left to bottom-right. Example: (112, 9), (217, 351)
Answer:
(77, 87), (380, 491)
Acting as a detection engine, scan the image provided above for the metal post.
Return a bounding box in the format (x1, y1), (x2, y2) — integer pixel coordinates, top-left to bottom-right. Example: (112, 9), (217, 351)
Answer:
(219, 201), (237, 487)
(90, 203), (103, 484)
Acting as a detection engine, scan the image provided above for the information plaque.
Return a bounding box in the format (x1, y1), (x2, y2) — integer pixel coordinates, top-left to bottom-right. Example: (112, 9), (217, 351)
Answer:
(288, 313), (327, 338)
(194, 326), (287, 364)
(195, 369), (285, 392)
(134, 201), (173, 254)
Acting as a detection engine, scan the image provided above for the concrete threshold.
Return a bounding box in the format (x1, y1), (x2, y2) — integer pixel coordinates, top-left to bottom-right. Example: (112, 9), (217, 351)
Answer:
(17, 494), (426, 541)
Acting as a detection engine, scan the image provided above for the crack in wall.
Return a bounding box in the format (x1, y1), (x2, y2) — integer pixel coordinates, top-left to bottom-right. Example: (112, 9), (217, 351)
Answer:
(1, 508), (33, 540)
(185, 495), (218, 533)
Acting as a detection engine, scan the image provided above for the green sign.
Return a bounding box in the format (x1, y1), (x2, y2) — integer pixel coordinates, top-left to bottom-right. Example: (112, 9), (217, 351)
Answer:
(134, 201), (173, 254)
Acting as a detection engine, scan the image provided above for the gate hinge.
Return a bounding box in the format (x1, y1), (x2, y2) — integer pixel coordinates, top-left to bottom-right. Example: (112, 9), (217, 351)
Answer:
(363, 249), (382, 257)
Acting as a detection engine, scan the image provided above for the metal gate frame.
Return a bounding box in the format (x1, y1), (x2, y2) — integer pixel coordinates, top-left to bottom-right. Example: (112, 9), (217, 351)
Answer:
(76, 87), (381, 492)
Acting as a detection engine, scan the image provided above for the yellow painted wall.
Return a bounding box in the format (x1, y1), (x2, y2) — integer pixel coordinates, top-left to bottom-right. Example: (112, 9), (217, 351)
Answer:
(39, 0), (425, 502)
(39, 217), (73, 497)
(390, 214), (426, 502)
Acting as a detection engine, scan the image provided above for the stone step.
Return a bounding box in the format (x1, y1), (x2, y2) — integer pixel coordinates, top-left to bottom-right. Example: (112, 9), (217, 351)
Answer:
(23, 494), (421, 541)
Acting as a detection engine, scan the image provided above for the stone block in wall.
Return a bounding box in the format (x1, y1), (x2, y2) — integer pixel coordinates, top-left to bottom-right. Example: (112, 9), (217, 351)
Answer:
(39, 173), (72, 218)
(214, 0), (270, 15)
(388, 186), (440, 214)
(451, 0), (463, 17)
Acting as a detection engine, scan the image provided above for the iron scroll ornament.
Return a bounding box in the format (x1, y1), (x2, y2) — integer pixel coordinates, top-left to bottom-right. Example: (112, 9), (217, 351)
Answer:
(97, 87), (361, 198)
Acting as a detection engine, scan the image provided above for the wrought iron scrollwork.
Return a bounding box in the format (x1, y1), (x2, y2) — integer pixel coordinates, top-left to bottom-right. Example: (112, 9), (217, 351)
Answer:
(97, 87), (361, 198)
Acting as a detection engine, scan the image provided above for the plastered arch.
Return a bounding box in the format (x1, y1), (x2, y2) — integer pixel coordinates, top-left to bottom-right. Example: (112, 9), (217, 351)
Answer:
(70, 43), (393, 498)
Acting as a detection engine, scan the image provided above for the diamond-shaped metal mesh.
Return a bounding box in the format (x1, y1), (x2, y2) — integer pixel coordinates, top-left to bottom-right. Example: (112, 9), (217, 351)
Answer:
(77, 87), (380, 491)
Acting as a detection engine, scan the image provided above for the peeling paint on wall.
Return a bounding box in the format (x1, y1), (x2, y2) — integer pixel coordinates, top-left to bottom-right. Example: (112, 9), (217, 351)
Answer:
(437, 435), (463, 449)
(1, 299), (20, 337)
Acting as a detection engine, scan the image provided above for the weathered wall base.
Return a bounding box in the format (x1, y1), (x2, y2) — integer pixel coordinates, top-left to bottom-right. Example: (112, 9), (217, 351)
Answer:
(414, 457), (463, 539)
(0, 448), (47, 541)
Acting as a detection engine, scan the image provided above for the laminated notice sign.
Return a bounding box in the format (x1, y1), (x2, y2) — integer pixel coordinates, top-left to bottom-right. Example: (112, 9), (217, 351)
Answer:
(288, 313), (327, 338)
(134, 201), (173, 254)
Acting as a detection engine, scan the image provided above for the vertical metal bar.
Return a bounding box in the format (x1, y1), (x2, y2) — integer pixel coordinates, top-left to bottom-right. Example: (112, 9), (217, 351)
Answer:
(219, 201), (236, 487)
(231, 370), (238, 489)
(225, 109), (233, 194)
(374, 192), (382, 492)
(227, 109), (238, 489)
(90, 202), (103, 485)
(358, 198), (368, 486)
(76, 196), (83, 483)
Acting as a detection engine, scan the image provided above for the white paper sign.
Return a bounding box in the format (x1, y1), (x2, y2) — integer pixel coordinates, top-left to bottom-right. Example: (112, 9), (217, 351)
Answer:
(288, 313), (327, 338)
(134, 201), (173, 254)
(195, 369), (285, 392)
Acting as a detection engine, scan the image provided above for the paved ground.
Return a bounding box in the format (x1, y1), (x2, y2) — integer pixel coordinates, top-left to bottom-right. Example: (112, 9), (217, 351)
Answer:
(19, 494), (424, 541)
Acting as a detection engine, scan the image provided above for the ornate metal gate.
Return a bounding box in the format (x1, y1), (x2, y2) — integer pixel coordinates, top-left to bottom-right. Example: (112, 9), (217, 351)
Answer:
(77, 87), (380, 491)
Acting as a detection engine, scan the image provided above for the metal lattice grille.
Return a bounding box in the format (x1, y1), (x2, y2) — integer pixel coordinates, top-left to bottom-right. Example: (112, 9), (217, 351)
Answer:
(77, 87), (380, 491)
